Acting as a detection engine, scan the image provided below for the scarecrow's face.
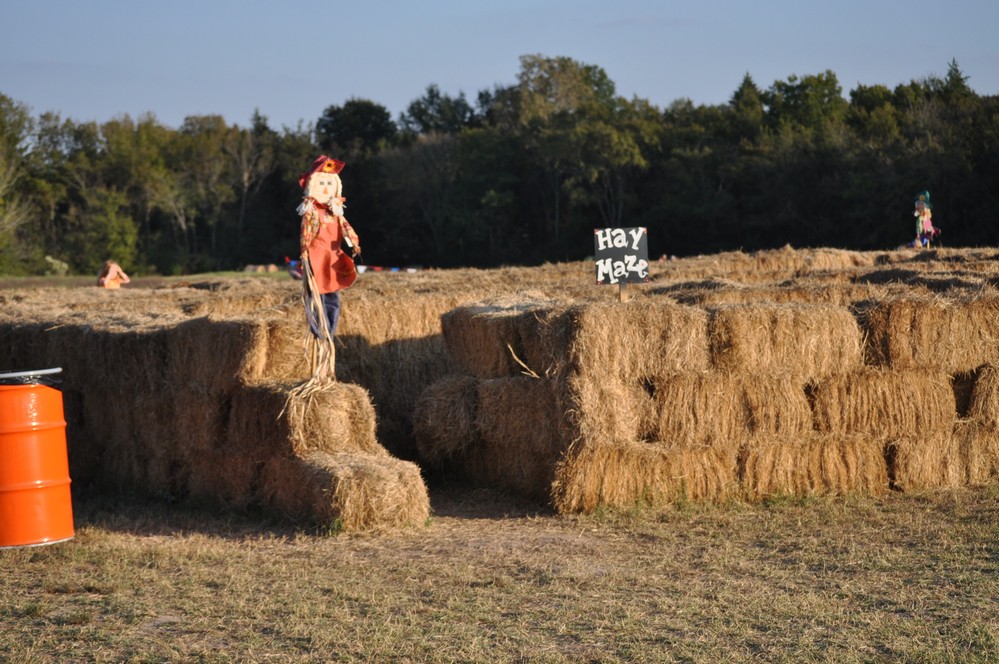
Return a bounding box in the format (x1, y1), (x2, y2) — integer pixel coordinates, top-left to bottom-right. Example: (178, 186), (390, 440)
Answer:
(306, 172), (339, 206)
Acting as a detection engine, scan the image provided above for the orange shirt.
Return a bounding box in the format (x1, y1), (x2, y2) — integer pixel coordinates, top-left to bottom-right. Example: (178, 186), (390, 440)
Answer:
(307, 214), (357, 294)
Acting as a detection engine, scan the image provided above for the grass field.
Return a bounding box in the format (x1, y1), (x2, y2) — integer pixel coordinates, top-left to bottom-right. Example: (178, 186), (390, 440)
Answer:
(2, 483), (997, 662)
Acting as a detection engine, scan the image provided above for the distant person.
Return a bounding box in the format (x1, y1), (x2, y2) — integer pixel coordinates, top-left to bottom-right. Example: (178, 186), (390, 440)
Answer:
(912, 190), (940, 248)
(96, 260), (130, 288)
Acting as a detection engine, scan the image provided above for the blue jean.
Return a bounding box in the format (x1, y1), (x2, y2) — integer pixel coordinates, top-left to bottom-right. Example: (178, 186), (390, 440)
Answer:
(309, 290), (341, 338)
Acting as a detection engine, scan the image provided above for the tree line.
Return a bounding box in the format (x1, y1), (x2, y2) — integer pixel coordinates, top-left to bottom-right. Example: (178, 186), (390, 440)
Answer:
(1, 55), (996, 276)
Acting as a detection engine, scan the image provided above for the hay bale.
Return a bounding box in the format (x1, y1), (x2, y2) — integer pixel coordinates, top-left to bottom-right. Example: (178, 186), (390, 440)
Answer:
(888, 431), (966, 492)
(551, 441), (739, 514)
(559, 374), (652, 446)
(259, 451), (430, 531)
(811, 368), (956, 437)
(168, 317), (270, 393)
(442, 301), (554, 378)
(335, 292), (471, 458)
(464, 377), (564, 498)
(954, 421), (999, 486)
(862, 295), (999, 372)
(554, 300), (711, 382)
(413, 374), (480, 464)
(688, 282), (913, 308)
(226, 382), (382, 459)
(708, 303), (863, 380)
(647, 371), (812, 445)
(966, 364), (999, 428)
(741, 434), (889, 500)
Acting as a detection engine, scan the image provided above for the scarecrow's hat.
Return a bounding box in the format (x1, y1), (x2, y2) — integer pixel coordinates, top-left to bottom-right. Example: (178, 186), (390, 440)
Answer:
(298, 155), (346, 188)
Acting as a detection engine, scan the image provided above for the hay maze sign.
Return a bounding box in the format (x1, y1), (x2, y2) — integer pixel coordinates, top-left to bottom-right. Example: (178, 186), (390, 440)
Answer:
(594, 227), (649, 285)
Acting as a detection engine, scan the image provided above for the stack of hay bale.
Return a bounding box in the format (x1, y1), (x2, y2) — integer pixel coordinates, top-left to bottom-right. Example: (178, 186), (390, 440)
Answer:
(417, 291), (999, 513)
(0, 298), (429, 532)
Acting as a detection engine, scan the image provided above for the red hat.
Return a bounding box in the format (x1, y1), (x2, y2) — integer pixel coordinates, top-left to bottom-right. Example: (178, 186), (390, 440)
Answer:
(298, 155), (345, 189)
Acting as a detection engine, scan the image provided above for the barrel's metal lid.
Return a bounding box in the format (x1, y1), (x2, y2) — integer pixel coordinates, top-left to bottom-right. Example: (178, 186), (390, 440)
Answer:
(0, 367), (63, 386)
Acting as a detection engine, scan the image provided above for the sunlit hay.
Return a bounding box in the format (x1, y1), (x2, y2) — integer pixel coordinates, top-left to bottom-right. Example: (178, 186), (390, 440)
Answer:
(182, 280), (298, 317)
(965, 364), (999, 429)
(337, 291), (469, 345)
(551, 440), (739, 514)
(887, 431), (966, 492)
(558, 374), (652, 447)
(413, 374), (479, 464)
(521, 300), (710, 389)
(441, 299), (560, 378)
(954, 421), (999, 486)
(811, 368), (957, 438)
(227, 382), (382, 459)
(740, 434), (889, 501)
(796, 247), (879, 273)
(463, 377), (564, 498)
(708, 303), (863, 380)
(259, 450), (430, 531)
(861, 295), (999, 372)
(689, 282), (912, 308)
(647, 371), (812, 446)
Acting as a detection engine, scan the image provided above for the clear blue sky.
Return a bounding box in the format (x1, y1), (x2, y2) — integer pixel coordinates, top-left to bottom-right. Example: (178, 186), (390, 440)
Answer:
(2, 0), (997, 131)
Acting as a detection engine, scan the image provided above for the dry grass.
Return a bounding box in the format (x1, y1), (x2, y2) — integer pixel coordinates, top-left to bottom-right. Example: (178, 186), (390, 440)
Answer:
(1, 485), (996, 662)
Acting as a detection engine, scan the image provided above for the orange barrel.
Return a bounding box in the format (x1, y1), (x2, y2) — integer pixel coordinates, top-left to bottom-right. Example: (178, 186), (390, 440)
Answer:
(0, 368), (74, 548)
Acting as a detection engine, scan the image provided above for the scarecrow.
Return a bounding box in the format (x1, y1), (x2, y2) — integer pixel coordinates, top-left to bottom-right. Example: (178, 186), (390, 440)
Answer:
(912, 190), (940, 248)
(294, 155), (361, 391)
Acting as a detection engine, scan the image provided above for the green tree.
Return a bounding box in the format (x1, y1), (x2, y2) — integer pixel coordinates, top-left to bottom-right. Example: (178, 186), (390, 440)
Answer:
(64, 186), (139, 273)
(399, 84), (479, 135)
(764, 70), (848, 131)
(316, 99), (397, 159)
(515, 54), (618, 251)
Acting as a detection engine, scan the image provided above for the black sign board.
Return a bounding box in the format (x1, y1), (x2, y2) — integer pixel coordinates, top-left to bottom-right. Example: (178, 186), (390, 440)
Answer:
(593, 227), (649, 285)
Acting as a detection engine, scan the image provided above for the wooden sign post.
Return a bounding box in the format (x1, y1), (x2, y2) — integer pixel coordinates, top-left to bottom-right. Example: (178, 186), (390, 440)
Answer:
(593, 227), (649, 301)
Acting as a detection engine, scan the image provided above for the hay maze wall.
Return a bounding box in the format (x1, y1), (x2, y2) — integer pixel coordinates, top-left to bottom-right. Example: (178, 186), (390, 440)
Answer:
(3, 248), (999, 526)
(416, 247), (999, 513)
(0, 281), (434, 532)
